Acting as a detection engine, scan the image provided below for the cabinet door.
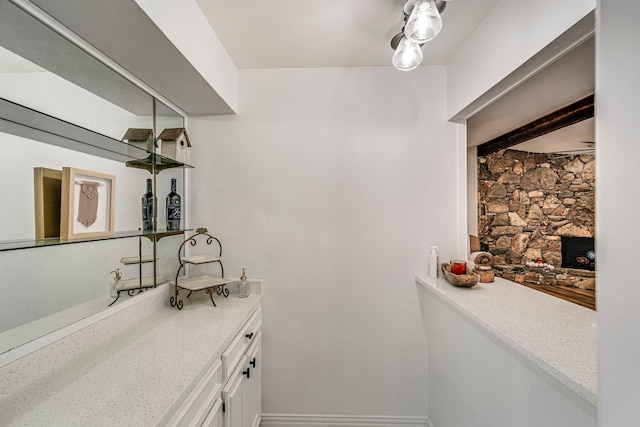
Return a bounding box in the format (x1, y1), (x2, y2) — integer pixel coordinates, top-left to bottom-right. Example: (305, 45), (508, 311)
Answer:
(246, 333), (262, 427)
(222, 355), (247, 427)
(241, 356), (251, 427)
(201, 398), (223, 427)
(166, 359), (222, 427)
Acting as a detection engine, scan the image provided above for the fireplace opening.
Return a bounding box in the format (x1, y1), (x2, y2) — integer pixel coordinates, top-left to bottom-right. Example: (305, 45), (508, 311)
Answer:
(561, 236), (595, 271)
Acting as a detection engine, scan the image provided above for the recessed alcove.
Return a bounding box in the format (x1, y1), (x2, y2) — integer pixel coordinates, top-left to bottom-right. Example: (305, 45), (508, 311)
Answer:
(467, 35), (595, 310)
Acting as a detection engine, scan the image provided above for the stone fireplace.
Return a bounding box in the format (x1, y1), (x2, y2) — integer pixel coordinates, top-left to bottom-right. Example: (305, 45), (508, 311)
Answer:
(478, 149), (596, 306)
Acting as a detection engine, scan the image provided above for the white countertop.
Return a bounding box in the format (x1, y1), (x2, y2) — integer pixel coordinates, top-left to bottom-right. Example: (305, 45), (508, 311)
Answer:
(416, 275), (597, 413)
(0, 286), (262, 426)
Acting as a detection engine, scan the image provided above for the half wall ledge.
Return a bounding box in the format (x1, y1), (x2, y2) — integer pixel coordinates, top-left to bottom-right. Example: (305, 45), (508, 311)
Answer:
(415, 275), (597, 416)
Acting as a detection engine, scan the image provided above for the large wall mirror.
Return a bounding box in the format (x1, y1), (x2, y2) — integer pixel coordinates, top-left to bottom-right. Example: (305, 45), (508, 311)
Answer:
(0, 1), (185, 355)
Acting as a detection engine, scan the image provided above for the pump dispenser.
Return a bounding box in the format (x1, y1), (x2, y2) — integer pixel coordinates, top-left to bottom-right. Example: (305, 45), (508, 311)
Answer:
(110, 269), (122, 298)
(429, 246), (439, 278)
(238, 268), (250, 298)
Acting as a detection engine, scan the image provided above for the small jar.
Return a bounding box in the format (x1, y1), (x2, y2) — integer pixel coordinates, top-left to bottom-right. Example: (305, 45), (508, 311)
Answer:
(450, 260), (467, 275)
(238, 268), (250, 298)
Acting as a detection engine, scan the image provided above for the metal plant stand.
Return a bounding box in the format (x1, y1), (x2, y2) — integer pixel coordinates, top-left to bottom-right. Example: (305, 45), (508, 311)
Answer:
(109, 236), (158, 306)
(170, 227), (231, 310)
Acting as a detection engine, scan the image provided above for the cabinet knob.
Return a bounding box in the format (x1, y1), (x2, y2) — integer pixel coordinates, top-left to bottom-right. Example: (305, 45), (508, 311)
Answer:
(245, 332), (254, 339)
(243, 367), (251, 379)
(250, 357), (256, 368)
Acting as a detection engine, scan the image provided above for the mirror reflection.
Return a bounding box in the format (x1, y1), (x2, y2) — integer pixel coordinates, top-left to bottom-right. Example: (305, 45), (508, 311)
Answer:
(0, 2), (184, 354)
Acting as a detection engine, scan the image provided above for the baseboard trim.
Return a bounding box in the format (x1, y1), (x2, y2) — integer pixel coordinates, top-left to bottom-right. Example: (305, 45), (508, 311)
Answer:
(260, 414), (431, 427)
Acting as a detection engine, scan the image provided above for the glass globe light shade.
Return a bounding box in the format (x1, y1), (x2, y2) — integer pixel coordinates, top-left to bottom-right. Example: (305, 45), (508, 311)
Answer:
(392, 37), (423, 71)
(404, 0), (443, 44)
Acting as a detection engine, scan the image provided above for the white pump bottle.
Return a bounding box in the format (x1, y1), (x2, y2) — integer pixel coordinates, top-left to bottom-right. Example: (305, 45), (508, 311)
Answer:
(429, 246), (439, 278)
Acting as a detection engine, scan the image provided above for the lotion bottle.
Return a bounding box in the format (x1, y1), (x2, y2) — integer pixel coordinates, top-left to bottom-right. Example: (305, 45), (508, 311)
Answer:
(238, 268), (250, 298)
(110, 269), (122, 298)
(429, 246), (439, 278)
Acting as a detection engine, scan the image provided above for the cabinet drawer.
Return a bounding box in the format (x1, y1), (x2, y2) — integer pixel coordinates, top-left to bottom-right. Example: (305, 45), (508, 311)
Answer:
(222, 308), (262, 381)
(170, 359), (222, 427)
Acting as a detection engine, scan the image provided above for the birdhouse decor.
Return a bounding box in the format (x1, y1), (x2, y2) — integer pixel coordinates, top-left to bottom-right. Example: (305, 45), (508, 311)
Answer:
(122, 128), (154, 154)
(158, 128), (191, 163)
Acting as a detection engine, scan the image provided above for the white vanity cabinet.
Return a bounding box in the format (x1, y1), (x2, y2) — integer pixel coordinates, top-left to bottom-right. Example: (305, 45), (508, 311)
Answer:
(244, 332), (262, 427)
(222, 309), (262, 427)
(166, 307), (262, 427)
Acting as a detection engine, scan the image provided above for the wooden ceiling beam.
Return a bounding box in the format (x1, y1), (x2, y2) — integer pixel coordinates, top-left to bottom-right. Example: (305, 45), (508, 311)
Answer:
(477, 94), (594, 157)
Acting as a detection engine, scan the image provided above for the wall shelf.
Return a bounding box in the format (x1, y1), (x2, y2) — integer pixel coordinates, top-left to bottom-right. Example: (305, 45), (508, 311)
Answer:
(0, 230), (147, 252)
(169, 275), (232, 292)
(0, 97), (194, 173)
(0, 228), (193, 252)
(142, 229), (193, 243)
(120, 255), (156, 265)
(125, 153), (193, 174)
(0, 97), (146, 164)
(181, 255), (223, 264)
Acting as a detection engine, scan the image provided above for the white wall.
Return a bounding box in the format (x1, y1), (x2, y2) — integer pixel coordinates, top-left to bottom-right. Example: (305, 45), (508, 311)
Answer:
(189, 67), (459, 419)
(596, 1), (640, 425)
(447, 0), (595, 120)
(466, 146), (478, 237)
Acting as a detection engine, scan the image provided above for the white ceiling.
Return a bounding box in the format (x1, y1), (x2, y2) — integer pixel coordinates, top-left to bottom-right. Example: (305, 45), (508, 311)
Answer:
(195, 0), (500, 68)
(511, 117), (594, 154)
(197, 0), (595, 154)
(2, 0), (595, 144)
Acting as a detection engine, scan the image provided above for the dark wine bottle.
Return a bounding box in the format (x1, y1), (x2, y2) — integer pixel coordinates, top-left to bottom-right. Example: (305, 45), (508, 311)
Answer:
(166, 178), (181, 231)
(141, 179), (154, 231)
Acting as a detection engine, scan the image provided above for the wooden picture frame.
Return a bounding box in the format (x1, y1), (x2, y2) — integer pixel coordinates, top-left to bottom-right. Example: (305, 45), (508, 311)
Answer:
(60, 167), (116, 240)
(34, 167), (62, 240)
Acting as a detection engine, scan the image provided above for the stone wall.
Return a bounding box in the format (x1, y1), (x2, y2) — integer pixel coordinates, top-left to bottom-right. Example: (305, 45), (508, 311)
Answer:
(478, 149), (595, 266)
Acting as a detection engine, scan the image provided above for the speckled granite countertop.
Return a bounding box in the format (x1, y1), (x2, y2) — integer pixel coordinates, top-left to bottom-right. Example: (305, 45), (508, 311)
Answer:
(0, 285), (262, 426)
(416, 275), (597, 413)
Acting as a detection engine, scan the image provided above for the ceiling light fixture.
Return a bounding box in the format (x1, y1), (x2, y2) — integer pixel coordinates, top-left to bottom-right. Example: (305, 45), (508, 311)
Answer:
(392, 36), (424, 71)
(391, 0), (447, 71)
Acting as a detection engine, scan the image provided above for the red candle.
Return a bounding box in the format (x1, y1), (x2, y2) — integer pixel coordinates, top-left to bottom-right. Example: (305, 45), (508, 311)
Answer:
(451, 260), (467, 275)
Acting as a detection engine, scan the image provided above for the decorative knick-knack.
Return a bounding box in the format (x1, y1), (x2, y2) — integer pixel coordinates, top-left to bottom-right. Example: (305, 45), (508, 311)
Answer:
(141, 179), (154, 231)
(238, 268), (250, 298)
(166, 178), (181, 231)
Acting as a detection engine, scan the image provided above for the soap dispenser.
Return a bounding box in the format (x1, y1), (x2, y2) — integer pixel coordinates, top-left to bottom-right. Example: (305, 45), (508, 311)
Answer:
(429, 246), (439, 278)
(238, 268), (250, 298)
(110, 269), (122, 298)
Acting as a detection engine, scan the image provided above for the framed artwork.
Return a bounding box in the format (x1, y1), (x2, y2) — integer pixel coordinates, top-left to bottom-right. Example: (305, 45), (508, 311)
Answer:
(60, 167), (116, 240)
